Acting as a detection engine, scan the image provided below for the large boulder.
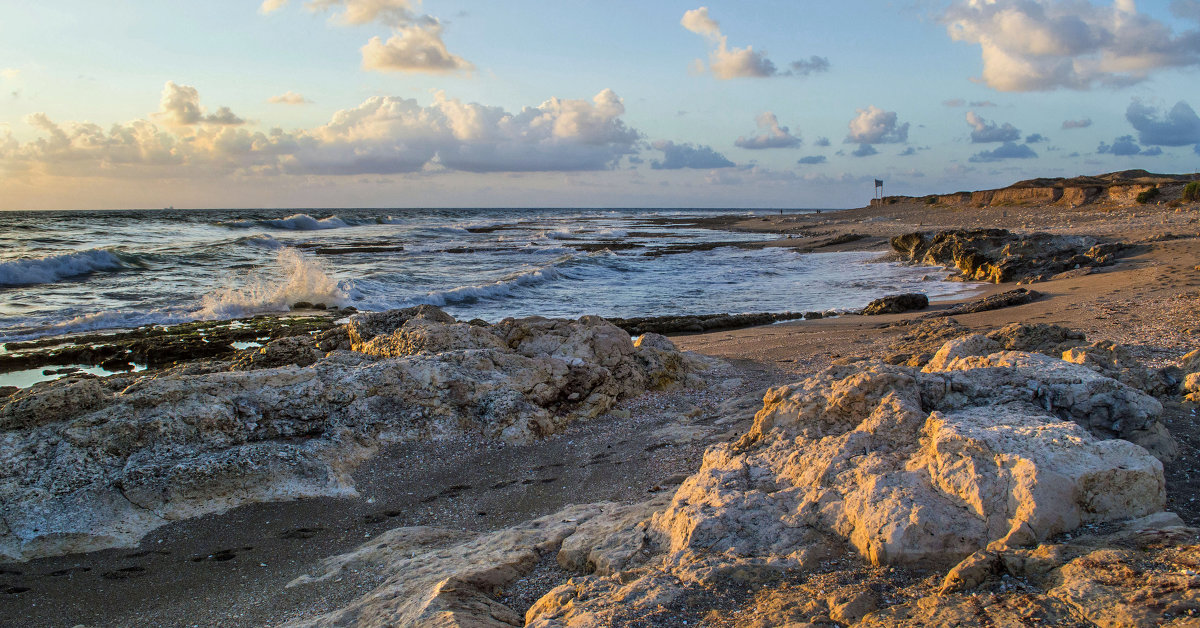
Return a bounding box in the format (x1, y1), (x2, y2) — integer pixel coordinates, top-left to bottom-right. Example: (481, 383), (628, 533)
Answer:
(861, 293), (929, 315)
(890, 229), (1119, 284)
(0, 308), (704, 561)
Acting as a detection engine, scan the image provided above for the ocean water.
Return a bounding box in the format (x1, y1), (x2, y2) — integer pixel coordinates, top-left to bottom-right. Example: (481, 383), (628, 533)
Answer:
(0, 208), (975, 343)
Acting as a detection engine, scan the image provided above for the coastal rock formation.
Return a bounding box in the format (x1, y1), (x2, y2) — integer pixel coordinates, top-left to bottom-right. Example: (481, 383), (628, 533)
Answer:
(861, 293), (928, 315)
(521, 348), (1171, 625)
(0, 307), (705, 562)
(890, 229), (1121, 283)
(288, 330), (1188, 627)
(922, 287), (1041, 318)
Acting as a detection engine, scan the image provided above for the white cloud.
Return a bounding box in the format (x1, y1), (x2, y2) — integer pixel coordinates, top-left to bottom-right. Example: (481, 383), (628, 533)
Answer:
(943, 0), (1200, 91)
(845, 106), (909, 144)
(681, 7), (827, 80)
(259, 0), (289, 15)
(267, 0), (470, 75)
(361, 22), (473, 74)
(965, 111), (1021, 143)
(734, 112), (801, 149)
(969, 142), (1038, 162)
(1125, 99), (1200, 146)
(268, 91), (312, 105)
(1, 84), (641, 179)
(649, 140), (735, 169)
(154, 82), (245, 127)
(305, 0), (416, 27)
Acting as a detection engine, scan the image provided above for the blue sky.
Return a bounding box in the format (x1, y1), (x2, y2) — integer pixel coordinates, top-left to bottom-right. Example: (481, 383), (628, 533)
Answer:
(1, 0), (1198, 210)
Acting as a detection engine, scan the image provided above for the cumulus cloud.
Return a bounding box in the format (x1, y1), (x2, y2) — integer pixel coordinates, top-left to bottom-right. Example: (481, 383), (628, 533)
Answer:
(734, 112), (802, 149)
(155, 82), (246, 127)
(969, 142), (1038, 162)
(1025, 133), (1048, 143)
(681, 7), (828, 79)
(814, 136), (831, 147)
(965, 111), (1020, 143)
(1097, 134), (1164, 156)
(650, 140), (735, 169)
(268, 91), (312, 105)
(361, 22), (473, 74)
(1125, 99), (1200, 146)
(797, 155), (826, 164)
(1, 84), (642, 179)
(1172, 0), (1200, 21)
(845, 106), (909, 144)
(1062, 118), (1093, 129)
(851, 144), (879, 157)
(943, 0), (1200, 91)
(267, 0), (471, 75)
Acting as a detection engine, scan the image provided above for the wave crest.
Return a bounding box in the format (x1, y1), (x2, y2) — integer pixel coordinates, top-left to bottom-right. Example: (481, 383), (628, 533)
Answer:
(223, 214), (350, 231)
(199, 248), (349, 318)
(0, 249), (144, 287)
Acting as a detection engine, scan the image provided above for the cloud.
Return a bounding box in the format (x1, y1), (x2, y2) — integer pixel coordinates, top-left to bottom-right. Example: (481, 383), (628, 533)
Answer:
(681, 7), (828, 79)
(814, 136), (830, 147)
(970, 100), (997, 107)
(1, 84), (642, 179)
(788, 56), (831, 76)
(734, 112), (801, 149)
(154, 82), (246, 127)
(1125, 99), (1200, 146)
(969, 141), (1038, 162)
(899, 146), (918, 156)
(943, 0), (1200, 91)
(0, 68), (19, 80)
(1097, 134), (1163, 156)
(361, 21), (473, 74)
(650, 140), (735, 169)
(797, 155), (826, 164)
(845, 106), (909, 144)
(1025, 133), (1048, 143)
(267, 0), (471, 75)
(268, 91), (312, 105)
(259, 0), (289, 14)
(1172, 0), (1200, 21)
(1062, 118), (1093, 129)
(965, 111), (1020, 143)
(851, 143), (879, 157)
(943, 98), (967, 107)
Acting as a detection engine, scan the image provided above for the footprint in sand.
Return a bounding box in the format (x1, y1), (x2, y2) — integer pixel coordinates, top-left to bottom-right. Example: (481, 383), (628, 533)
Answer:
(47, 566), (91, 577)
(2, 585), (30, 594)
(190, 547), (250, 562)
(278, 527), (324, 540)
(101, 566), (147, 580)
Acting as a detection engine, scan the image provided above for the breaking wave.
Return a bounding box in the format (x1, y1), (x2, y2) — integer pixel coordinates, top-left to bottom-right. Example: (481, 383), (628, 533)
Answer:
(0, 249), (146, 287)
(198, 248), (350, 318)
(223, 214), (351, 231)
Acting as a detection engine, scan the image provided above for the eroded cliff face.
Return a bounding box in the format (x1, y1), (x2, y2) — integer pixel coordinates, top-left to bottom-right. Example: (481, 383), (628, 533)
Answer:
(0, 307), (707, 562)
(283, 326), (1195, 628)
(882, 170), (1200, 209)
(889, 229), (1122, 283)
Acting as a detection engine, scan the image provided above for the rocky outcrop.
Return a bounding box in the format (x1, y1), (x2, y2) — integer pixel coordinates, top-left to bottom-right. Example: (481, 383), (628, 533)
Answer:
(890, 229), (1122, 283)
(605, 311), (805, 336)
(861, 293), (928, 315)
(922, 287), (1040, 318)
(0, 307), (705, 562)
(290, 329), (1187, 627)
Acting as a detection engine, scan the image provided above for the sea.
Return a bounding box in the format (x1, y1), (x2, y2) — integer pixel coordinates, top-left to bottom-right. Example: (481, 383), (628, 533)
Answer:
(0, 207), (976, 344)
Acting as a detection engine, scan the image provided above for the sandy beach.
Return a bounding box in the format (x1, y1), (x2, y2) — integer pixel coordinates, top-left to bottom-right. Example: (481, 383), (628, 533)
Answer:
(3, 182), (1200, 627)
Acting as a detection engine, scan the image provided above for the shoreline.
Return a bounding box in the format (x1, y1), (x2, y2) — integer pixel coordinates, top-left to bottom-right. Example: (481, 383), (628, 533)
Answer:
(2, 194), (1199, 626)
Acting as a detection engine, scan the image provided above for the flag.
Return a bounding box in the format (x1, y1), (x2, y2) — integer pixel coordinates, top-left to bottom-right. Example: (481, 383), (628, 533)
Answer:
(874, 179), (884, 187)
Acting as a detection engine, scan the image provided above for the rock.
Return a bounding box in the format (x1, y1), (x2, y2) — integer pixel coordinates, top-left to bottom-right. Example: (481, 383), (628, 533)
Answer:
(606, 312), (805, 336)
(987, 322), (1086, 354)
(803, 311), (823, 320)
(891, 229), (1122, 284)
(861, 293), (929, 315)
(0, 308), (702, 561)
(922, 288), (1040, 318)
(230, 335), (324, 370)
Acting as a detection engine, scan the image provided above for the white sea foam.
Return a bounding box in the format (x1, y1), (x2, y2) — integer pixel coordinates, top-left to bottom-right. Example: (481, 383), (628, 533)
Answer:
(198, 248), (349, 318)
(224, 214), (350, 231)
(0, 249), (140, 287)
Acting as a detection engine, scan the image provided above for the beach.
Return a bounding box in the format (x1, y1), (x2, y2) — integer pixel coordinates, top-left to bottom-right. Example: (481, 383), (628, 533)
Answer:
(2, 180), (1200, 627)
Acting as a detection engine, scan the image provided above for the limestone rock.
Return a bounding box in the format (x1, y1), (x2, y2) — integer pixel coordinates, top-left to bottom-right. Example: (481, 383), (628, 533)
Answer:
(891, 229), (1119, 284)
(861, 293), (928, 315)
(0, 308), (701, 561)
(230, 335), (324, 370)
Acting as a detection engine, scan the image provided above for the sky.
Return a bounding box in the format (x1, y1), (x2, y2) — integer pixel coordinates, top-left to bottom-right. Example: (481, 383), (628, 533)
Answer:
(1, 0), (1199, 210)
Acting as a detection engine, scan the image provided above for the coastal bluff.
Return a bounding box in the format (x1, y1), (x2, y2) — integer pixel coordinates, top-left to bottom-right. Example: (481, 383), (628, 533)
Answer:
(872, 169), (1199, 208)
